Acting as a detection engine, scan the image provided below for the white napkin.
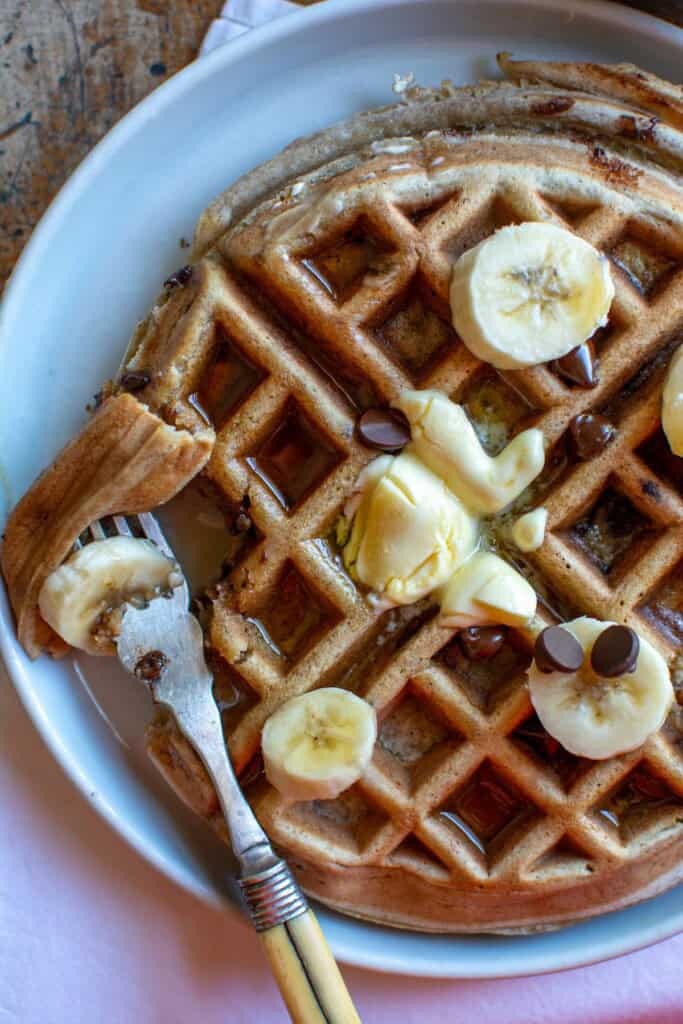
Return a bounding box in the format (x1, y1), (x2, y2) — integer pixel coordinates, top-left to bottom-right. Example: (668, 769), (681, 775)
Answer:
(200, 0), (298, 55)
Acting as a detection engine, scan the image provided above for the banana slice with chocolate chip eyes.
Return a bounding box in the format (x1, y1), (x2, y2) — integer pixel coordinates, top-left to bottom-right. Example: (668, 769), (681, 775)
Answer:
(528, 617), (673, 760)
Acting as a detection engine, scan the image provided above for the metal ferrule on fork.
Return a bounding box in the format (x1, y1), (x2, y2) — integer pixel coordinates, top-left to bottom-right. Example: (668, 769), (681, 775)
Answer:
(239, 860), (308, 932)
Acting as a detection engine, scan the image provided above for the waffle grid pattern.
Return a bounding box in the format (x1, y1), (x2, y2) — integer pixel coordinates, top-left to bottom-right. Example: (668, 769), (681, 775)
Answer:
(136, 143), (683, 893)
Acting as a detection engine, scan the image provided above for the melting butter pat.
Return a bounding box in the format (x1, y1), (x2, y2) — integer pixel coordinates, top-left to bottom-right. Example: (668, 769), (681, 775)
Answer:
(511, 507), (548, 552)
(394, 389), (544, 515)
(440, 551), (537, 628)
(663, 345), (683, 457)
(342, 451), (478, 606)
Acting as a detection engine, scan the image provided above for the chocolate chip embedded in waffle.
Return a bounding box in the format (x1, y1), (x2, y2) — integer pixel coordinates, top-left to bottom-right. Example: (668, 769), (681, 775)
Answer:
(6, 58), (683, 933)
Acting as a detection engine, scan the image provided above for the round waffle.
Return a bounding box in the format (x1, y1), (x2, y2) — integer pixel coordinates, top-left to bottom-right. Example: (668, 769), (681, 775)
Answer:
(5, 58), (683, 932)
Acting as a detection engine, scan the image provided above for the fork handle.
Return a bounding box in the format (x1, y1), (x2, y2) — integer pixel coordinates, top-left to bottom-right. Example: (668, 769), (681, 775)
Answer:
(261, 910), (360, 1024)
(239, 861), (360, 1023)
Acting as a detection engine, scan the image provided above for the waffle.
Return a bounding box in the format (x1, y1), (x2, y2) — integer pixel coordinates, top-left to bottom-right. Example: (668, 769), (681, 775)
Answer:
(4, 58), (683, 932)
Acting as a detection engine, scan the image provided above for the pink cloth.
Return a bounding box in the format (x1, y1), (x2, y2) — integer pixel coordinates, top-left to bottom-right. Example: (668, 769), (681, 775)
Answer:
(1, 660), (683, 1022)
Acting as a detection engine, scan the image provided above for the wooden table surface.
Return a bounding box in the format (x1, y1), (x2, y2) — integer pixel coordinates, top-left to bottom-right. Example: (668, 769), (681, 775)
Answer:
(1, 0), (681, 289)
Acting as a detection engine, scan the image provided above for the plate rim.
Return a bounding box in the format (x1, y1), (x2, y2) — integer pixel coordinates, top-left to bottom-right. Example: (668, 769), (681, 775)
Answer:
(2, 0), (683, 980)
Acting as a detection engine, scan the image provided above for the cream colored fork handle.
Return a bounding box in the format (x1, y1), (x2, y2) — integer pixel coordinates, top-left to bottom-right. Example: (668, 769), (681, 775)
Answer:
(260, 909), (360, 1024)
(116, 597), (358, 1022)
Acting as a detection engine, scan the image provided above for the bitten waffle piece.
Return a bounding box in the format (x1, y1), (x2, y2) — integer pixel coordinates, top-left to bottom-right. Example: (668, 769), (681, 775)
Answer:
(1, 394), (214, 657)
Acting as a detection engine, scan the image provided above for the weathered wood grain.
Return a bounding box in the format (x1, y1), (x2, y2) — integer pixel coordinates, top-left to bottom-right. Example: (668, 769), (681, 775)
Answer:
(1, 0), (681, 288)
(0, 0), (221, 286)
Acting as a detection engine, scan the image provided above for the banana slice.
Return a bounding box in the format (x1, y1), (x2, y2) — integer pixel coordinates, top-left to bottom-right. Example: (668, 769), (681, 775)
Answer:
(528, 617), (673, 760)
(38, 536), (178, 654)
(662, 344), (683, 456)
(450, 222), (615, 370)
(262, 687), (377, 801)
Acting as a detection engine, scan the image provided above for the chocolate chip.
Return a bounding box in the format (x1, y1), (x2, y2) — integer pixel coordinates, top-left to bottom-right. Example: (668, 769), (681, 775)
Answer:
(530, 97), (575, 116)
(164, 265), (193, 290)
(589, 146), (641, 187)
(232, 496), (254, 535)
(554, 342), (598, 388)
(534, 625), (584, 674)
(642, 480), (660, 500)
(590, 624), (640, 677)
(134, 649), (168, 682)
(570, 413), (616, 460)
(459, 626), (507, 661)
(233, 511), (252, 534)
(357, 408), (411, 451)
(120, 370), (151, 393)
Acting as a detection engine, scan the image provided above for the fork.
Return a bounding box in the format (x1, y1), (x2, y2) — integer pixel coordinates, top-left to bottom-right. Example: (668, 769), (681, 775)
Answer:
(85, 512), (360, 1024)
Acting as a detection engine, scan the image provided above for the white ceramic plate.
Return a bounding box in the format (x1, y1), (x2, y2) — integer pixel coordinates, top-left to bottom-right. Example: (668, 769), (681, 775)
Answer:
(2, 0), (683, 979)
